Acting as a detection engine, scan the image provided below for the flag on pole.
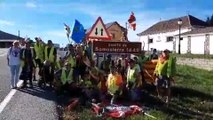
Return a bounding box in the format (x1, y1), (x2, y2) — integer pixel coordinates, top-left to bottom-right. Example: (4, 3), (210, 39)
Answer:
(64, 23), (71, 38)
(128, 12), (136, 31)
(71, 20), (85, 44)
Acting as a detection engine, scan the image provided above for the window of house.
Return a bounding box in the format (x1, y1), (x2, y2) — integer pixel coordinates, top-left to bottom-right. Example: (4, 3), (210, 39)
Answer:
(156, 36), (161, 42)
(148, 38), (153, 43)
(166, 36), (173, 42)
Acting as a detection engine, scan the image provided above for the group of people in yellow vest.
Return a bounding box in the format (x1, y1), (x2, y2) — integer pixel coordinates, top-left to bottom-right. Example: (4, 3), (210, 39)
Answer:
(52, 45), (176, 105)
(19, 38), (57, 88)
(19, 38), (176, 105)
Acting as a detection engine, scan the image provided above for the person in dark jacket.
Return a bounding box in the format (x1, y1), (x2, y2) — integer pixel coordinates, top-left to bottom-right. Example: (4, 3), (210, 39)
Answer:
(20, 41), (36, 88)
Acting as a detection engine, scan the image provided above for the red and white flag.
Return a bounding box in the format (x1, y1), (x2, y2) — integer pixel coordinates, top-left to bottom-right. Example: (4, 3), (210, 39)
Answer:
(128, 12), (136, 31)
(64, 23), (71, 38)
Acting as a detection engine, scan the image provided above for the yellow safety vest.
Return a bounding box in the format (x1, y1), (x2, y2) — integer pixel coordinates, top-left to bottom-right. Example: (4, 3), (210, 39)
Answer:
(84, 79), (92, 87)
(56, 61), (62, 69)
(107, 74), (119, 94)
(67, 56), (76, 68)
(21, 48), (36, 67)
(34, 43), (44, 61)
(127, 66), (137, 83)
(60, 68), (73, 85)
(45, 46), (55, 63)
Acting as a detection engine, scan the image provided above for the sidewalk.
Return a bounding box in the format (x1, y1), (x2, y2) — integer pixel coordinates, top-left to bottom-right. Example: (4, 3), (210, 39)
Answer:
(0, 85), (58, 120)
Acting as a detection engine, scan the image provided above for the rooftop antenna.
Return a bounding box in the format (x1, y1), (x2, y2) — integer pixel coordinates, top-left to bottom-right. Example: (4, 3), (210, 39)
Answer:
(187, 10), (190, 15)
(18, 30), (20, 40)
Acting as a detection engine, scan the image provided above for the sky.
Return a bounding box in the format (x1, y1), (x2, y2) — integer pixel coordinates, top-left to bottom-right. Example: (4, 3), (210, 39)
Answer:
(0, 0), (213, 47)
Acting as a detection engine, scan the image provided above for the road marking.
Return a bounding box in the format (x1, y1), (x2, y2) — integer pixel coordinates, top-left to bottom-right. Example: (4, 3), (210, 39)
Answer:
(0, 53), (7, 57)
(0, 80), (23, 113)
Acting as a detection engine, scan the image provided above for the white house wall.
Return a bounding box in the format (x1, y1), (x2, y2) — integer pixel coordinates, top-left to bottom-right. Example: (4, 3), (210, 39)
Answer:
(139, 36), (148, 51)
(139, 28), (190, 52)
(210, 34), (213, 54)
(179, 37), (188, 54)
(190, 35), (205, 54)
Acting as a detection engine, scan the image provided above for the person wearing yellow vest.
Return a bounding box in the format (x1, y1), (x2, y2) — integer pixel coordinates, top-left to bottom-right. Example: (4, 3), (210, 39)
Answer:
(106, 67), (123, 104)
(20, 41), (36, 88)
(55, 57), (64, 71)
(54, 62), (75, 95)
(64, 44), (77, 81)
(38, 40), (57, 88)
(80, 71), (99, 105)
(154, 49), (174, 104)
(34, 37), (44, 80)
(126, 59), (142, 102)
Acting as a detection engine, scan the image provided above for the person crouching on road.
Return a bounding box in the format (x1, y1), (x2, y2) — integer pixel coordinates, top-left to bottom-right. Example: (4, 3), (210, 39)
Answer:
(154, 49), (174, 104)
(20, 41), (36, 88)
(54, 62), (77, 96)
(106, 66), (123, 104)
(126, 59), (142, 102)
(7, 40), (21, 89)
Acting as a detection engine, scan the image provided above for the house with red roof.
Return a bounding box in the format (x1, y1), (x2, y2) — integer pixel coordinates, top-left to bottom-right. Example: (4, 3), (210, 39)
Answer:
(137, 15), (213, 54)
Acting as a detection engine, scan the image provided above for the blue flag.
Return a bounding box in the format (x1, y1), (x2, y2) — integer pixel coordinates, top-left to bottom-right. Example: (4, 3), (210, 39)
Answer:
(71, 20), (85, 43)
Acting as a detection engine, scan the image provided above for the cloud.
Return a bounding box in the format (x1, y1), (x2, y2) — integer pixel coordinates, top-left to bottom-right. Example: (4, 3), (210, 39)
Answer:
(26, 2), (37, 8)
(0, 19), (15, 26)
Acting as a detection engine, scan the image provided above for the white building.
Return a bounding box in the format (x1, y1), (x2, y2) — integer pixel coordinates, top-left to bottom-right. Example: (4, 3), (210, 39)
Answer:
(137, 15), (211, 54)
(180, 27), (213, 54)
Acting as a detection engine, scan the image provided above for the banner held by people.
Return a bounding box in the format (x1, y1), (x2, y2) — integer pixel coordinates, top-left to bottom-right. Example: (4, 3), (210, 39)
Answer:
(71, 19), (85, 44)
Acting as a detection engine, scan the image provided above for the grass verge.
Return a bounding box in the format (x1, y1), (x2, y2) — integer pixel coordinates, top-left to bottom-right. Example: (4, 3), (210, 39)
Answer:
(58, 65), (213, 120)
(173, 53), (213, 59)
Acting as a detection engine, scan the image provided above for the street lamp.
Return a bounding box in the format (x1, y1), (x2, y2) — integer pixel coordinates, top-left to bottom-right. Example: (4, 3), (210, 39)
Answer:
(177, 19), (182, 54)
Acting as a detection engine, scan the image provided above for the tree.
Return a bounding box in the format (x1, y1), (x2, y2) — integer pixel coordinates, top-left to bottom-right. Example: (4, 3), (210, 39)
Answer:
(206, 14), (213, 26)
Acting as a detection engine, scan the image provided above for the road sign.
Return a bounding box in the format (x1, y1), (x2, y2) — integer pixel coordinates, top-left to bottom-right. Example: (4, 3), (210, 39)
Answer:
(93, 41), (141, 53)
(87, 17), (111, 40)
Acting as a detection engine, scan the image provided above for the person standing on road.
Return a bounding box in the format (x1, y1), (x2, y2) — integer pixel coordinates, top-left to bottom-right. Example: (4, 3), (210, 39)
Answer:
(39, 40), (57, 87)
(34, 37), (45, 81)
(20, 41), (36, 88)
(7, 40), (21, 89)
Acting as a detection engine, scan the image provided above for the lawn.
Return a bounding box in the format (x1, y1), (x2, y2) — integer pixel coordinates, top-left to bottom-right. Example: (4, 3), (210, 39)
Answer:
(57, 65), (213, 120)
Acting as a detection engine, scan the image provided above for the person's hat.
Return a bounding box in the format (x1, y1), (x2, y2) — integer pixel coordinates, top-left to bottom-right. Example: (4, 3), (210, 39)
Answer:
(13, 40), (19, 45)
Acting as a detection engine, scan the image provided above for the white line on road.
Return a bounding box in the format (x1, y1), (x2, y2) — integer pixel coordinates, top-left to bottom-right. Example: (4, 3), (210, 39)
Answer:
(0, 53), (7, 57)
(0, 80), (23, 113)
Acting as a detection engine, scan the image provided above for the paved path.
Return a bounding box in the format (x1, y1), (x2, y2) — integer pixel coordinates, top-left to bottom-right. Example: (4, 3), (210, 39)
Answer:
(0, 49), (11, 103)
(0, 49), (58, 120)
(0, 49), (8, 57)
(0, 86), (58, 120)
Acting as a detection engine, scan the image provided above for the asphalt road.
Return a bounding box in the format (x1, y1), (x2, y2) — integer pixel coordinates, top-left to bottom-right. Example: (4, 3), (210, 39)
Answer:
(0, 49), (58, 120)
(0, 49), (11, 103)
